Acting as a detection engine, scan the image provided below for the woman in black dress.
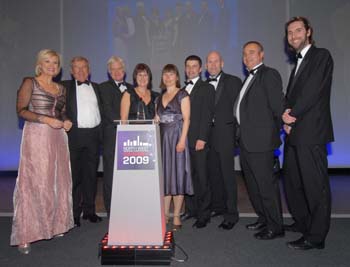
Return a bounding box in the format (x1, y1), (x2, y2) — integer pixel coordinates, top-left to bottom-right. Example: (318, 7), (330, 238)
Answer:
(120, 63), (158, 121)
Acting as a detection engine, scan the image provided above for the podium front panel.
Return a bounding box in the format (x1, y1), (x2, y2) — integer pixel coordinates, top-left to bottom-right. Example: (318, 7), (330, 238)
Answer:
(108, 124), (165, 245)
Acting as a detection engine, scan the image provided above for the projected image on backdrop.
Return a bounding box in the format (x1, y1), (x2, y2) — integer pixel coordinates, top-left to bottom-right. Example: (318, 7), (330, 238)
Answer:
(108, 0), (238, 84)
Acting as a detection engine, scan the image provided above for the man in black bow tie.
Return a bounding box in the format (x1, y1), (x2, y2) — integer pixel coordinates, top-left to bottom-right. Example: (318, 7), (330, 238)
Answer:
(182, 55), (215, 228)
(99, 56), (133, 216)
(205, 51), (241, 230)
(235, 41), (285, 240)
(282, 17), (334, 250)
(61, 56), (103, 226)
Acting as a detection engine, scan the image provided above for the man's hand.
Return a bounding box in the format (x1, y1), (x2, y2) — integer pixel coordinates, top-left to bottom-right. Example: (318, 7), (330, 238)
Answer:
(282, 109), (297, 124)
(195, 140), (206, 151)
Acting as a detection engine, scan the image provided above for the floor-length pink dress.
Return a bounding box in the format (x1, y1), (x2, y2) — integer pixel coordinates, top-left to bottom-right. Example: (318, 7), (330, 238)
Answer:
(11, 78), (74, 246)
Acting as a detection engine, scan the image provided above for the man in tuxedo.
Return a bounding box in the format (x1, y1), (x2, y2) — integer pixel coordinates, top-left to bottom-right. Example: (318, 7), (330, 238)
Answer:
(206, 51), (241, 230)
(236, 41), (285, 239)
(282, 17), (334, 250)
(99, 56), (133, 216)
(62, 56), (102, 227)
(182, 55), (215, 228)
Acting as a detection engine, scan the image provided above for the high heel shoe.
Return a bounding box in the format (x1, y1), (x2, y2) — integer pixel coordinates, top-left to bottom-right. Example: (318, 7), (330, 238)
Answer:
(172, 215), (182, 231)
(54, 233), (65, 238)
(18, 243), (31, 254)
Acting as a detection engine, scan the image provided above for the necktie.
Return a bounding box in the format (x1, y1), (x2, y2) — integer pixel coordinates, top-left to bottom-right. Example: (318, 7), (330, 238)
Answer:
(296, 52), (302, 59)
(77, 80), (90, 86)
(185, 80), (193, 86)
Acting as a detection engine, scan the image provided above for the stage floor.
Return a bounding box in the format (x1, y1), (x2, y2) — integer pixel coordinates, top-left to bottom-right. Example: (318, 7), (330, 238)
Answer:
(1, 172), (349, 217)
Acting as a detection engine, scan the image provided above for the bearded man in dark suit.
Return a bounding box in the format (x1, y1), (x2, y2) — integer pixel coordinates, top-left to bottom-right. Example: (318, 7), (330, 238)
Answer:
(282, 17), (334, 250)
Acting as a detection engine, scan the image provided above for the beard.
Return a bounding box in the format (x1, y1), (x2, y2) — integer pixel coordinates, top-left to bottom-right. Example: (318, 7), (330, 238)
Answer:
(290, 36), (309, 53)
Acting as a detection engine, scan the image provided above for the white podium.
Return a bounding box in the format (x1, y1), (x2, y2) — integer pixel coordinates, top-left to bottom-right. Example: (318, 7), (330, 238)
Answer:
(108, 121), (165, 245)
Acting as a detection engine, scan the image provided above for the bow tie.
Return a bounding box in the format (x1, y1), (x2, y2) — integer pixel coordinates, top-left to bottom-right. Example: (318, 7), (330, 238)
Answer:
(248, 65), (263, 75)
(208, 77), (217, 82)
(296, 52), (303, 59)
(117, 81), (126, 87)
(77, 80), (90, 86)
(185, 80), (193, 86)
(249, 69), (255, 75)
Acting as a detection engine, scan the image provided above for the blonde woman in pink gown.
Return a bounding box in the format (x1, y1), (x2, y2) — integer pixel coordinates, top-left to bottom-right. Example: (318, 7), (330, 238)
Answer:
(11, 49), (74, 254)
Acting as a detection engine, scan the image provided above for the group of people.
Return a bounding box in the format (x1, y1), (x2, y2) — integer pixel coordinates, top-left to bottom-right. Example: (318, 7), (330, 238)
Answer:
(11, 16), (334, 254)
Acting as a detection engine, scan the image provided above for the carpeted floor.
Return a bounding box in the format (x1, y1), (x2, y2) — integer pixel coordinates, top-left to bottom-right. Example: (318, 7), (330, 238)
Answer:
(1, 216), (350, 267)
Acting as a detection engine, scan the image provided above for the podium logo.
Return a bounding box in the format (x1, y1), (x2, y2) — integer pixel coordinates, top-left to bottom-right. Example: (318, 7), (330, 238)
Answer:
(117, 131), (155, 170)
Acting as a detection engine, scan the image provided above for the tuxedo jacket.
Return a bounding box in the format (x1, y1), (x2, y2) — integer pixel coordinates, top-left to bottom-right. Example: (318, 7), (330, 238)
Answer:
(208, 72), (241, 149)
(187, 79), (215, 148)
(238, 65), (285, 152)
(61, 80), (102, 130)
(286, 45), (334, 145)
(98, 79), (133, 130)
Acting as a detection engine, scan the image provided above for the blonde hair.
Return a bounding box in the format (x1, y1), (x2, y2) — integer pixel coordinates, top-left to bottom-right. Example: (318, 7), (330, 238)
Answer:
(107, 56), (125, 71)
(35, 49), (61, 76)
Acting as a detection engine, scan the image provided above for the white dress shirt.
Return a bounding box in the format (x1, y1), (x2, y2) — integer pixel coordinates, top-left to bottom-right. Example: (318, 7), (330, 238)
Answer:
(185, 76), (200, 95)
(76, 81), (101, 128)
(209, 73), (222, 90)
(235, 63), (263, 124)
(295, 44), (311, 75)
(115, 81), (127, 93)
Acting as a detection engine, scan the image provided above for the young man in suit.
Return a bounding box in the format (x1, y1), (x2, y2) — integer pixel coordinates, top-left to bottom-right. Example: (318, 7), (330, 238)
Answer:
(182, 55), (215, 228)
(282, 17), (334, 250)
(206, 51), (241, 230)
(99, 56), (133, 216)
(236, 41), (285, 240)
(62, 56), (102, 227)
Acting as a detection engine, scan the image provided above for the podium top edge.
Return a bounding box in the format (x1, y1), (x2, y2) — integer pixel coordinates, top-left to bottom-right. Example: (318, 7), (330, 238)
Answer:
(113, 120), (156, 125)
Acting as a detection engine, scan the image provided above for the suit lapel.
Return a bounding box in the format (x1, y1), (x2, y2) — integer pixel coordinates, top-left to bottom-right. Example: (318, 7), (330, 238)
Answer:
(287, 45), (315, 97)
(70, 80), (78, 122)
(91, 83), (102, 114)
(214, 74), (224, 105)
(189, 79), (201, 99)
(241, 73), (258, 101)
(286, 65), (297, 97)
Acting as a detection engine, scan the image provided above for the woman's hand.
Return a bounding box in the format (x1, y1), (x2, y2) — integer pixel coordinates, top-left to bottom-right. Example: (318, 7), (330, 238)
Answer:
(176, 140), (186, 153)
(41, 116), (64, 129)
(63, 120), (73, 131)
(154, 114), (160, 123)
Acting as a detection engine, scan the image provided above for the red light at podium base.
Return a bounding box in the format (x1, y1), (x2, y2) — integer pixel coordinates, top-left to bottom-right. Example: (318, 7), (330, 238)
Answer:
(99, 232), (174, 265)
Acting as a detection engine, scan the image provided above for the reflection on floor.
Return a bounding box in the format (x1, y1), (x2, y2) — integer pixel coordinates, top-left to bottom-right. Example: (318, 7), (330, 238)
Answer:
(1, 172), (349, 216)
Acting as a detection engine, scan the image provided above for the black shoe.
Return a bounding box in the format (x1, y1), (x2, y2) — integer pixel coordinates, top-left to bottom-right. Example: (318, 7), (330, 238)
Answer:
(254, 229), (285, 240)
(82, 213), (102, 223)
(180, 213), (195, 221)
(246, 221), (267, 231)
(283, 223), (300, 233)
(210, 211), (223, 218)
(218, 220), (235, 230)
(287, 237), (325, 250)
(74, 217), (81, 227)
(193, 218), (210, 229)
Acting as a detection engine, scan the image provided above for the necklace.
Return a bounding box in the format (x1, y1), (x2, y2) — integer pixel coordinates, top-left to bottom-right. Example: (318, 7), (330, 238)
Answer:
(135, 87), (149, 99)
